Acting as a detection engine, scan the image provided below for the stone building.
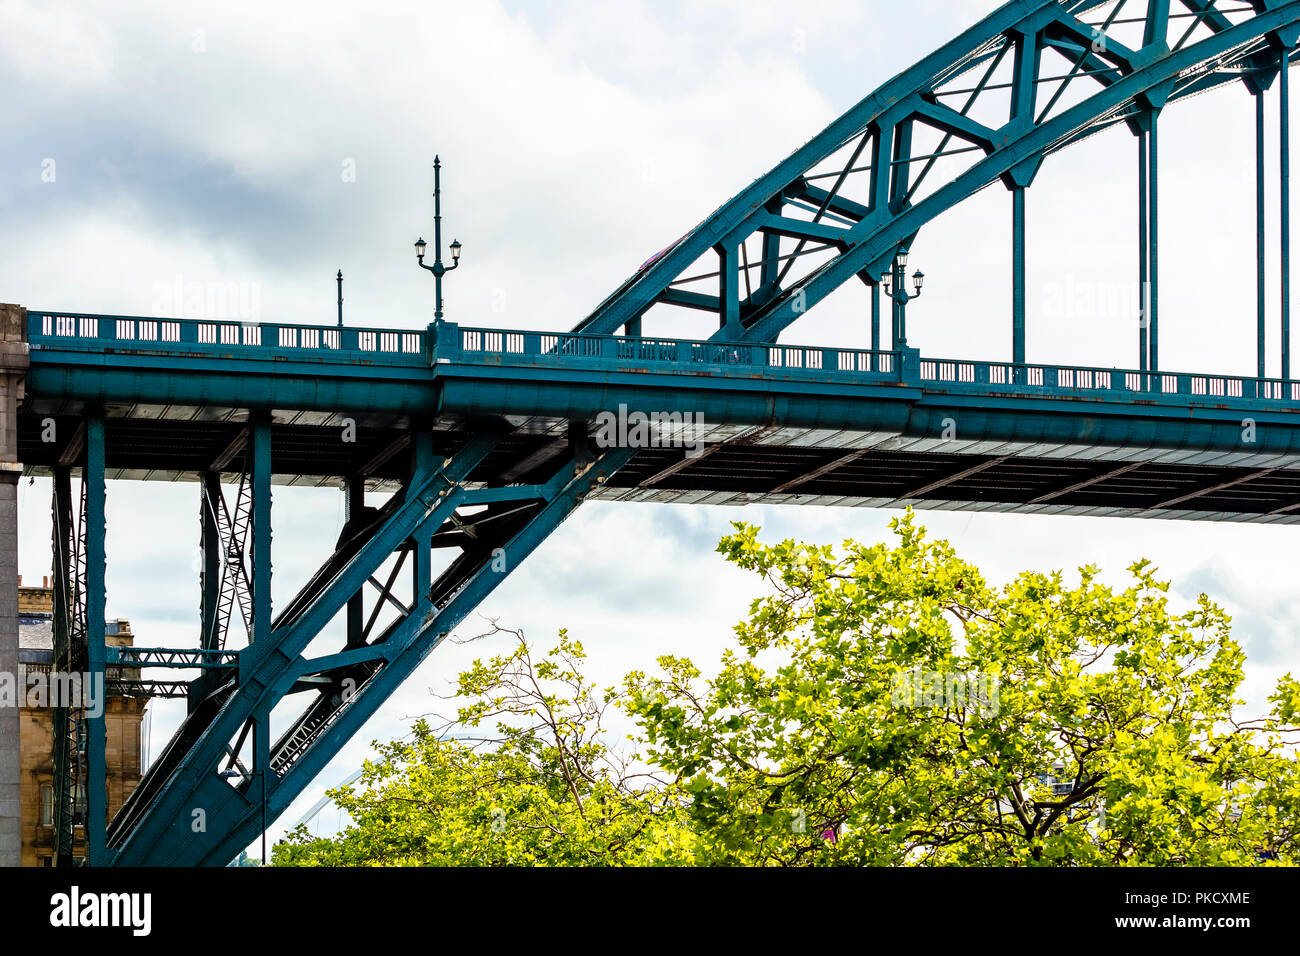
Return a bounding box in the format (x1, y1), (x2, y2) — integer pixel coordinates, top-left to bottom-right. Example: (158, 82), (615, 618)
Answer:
(17, 577), (147, 866)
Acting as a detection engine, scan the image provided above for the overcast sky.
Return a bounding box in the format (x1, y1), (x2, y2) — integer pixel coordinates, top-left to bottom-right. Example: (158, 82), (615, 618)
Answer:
(3, 0), (1298, 850)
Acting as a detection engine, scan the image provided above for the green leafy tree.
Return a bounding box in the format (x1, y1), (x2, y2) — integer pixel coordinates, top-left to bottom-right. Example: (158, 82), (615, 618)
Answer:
(273, 626), (698, 866)
(625, 511), (1300, 865)
(277, 513), (1300, 866)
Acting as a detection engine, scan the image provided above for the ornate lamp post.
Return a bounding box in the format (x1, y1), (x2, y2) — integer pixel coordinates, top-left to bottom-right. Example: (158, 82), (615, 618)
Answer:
(415, 156), (463, 322)
(880, 250), (925, 348)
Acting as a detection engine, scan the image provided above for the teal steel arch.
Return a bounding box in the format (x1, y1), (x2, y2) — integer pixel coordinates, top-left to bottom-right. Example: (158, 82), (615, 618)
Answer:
(575, 0), (1300, 358)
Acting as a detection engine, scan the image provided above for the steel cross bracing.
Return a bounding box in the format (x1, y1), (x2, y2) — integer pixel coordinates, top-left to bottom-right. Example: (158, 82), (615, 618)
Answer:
(573, 0), (1300, 363)
(208, 468), (254, 651)
(104, 430), (631, 866)
(13, 0), (1300, 867)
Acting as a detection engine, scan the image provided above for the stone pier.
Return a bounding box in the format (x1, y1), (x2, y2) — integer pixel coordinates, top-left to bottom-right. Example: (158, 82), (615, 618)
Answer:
(0, 304), (29, 866)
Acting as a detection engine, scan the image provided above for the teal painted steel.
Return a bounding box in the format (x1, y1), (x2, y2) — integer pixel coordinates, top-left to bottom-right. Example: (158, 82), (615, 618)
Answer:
(201, 473), (221, 651)
(18, 0), (1300, 868)
(1285, 43), (1294, 379)
(1260, 89), (1270, 380)
(24, 311), (434, 414)
(1012, 186), (1026, 367)
(27, 312), (1300, 456)
(1139, 127), (1150, 373)
(569, 1), (1300, 348)
(107, 432), (505, 863)
(109, 648), (238, 668)
(108, 435), (631, 865)
(1150, 114), (1160, 374)
(85, 416), (107, 865)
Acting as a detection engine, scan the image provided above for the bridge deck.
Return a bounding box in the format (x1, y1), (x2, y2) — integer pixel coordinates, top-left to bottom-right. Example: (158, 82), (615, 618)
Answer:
(20, 311), (1300, 523)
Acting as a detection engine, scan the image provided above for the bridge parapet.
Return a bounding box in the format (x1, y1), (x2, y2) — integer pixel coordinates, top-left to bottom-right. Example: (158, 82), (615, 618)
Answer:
(25, 310), (426, 363)
(435, 320), (902, 379)
(28, 306), (1300, 419)
(444, 321), (1300, 409)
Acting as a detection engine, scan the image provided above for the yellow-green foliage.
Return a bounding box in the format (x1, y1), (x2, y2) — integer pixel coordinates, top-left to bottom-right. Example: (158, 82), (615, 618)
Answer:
(277, 512), (1300, 867)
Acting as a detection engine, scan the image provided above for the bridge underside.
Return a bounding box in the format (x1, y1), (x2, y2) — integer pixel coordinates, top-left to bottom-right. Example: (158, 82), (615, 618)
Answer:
(18, 408), (1300, 523)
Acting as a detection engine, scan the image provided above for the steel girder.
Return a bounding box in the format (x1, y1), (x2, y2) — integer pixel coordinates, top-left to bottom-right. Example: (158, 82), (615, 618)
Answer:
(572, 0), (1300, 344)
(107, 426), (631, 866)
(50, 466), (87, 866)
(202, 468), (254, 652)
(48, 416), (108, 864)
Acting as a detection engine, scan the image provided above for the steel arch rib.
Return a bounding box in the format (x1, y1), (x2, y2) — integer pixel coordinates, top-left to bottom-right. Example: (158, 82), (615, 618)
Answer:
(572, 0), (1300, 343)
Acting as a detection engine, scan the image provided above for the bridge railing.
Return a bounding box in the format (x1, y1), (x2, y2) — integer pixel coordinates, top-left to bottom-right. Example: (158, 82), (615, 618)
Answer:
(921, 357), (1300, 402)
(27, 311), (1300, 404)
(26, 311), (426, 358)
(446, 324), (899, 376)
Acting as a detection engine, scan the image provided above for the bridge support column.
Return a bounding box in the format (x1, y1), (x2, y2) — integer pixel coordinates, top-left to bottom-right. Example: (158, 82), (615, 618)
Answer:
(1012, 186), (1026, 369)
(1138, 127), (1149, 375)
(409, 424), (434, 609)
(201, 472), (221, 650)
(1284, 50), (1293, 380)
(1136, 110), (1162, 380)
(250, 414), (272, 645)
(0, 304), (29, 867)
(84, 415), (107, 865)
(1149, 117), (1160, 375)
(1259, 88), (1270, 380)
(190, 471), (225, 712)
(344, 475), (365, 648)
(718, 244), (742, 337)
(1004, 157), (1040, 381)
(248, 415), (271, 856)
(50, 466), (76, 866)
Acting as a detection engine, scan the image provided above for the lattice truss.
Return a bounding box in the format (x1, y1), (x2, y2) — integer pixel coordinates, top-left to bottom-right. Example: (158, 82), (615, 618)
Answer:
(575, 0), (1299, 345)
(203, 469), (254, 651)
(50, 470), (87, 867)
(108, 428), (632, 865)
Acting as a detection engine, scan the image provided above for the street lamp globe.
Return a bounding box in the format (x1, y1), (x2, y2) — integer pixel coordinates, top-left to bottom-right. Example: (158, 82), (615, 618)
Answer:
(414, 237), (428, 260)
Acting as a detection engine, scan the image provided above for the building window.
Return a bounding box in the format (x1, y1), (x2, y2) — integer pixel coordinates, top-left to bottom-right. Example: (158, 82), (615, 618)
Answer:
(40, 856), (52, 868)
(39, 784), (52, 827)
